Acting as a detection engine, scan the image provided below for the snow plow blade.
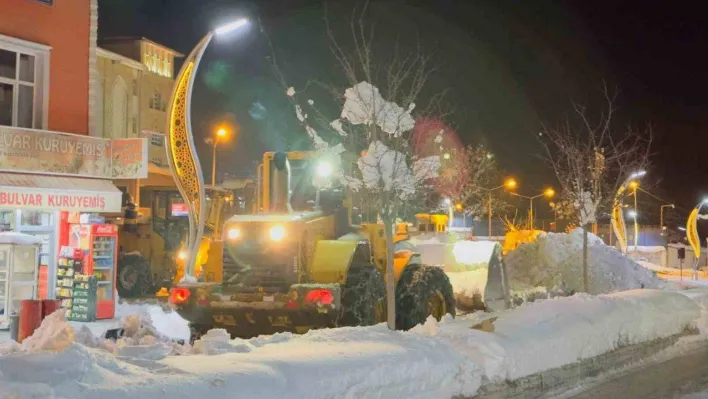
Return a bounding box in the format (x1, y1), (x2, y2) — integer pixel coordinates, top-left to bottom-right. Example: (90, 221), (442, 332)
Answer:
(411, 235), (510, 312)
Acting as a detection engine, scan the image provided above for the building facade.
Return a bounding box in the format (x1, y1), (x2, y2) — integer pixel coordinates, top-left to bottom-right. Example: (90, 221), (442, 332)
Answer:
(98, 37), (181, 168)
(96, 38), (182, 205)
(0, 1), (144, 311)
(0, 0), (95, 134)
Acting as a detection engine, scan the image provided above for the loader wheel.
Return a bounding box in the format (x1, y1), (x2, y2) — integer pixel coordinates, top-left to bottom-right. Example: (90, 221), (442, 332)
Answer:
(117, 254), (154, 298)
(395, 265), (455, 330)
(340, 263), (386, 326)
(189, 323), (211, 344)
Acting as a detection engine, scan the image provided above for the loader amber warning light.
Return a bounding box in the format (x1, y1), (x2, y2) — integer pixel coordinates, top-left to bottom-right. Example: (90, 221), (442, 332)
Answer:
(305, 289), (334, 306)
(169, 287), (190, 304)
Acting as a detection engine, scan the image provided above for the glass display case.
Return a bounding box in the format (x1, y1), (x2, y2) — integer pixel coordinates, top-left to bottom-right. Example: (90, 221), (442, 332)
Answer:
(0, 210), (57, 300)
(0, 233), (39, 328)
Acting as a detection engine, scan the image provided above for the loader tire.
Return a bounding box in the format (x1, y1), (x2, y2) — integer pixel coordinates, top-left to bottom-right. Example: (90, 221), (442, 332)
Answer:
(189, 323), (211, 344)
(117, 254), (154, 298)
(395, 265), (456, 330)
(340, 263), (386, 326)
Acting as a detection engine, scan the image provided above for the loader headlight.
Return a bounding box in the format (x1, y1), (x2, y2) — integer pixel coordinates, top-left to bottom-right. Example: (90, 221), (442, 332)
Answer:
(269, 225), (286, 242)
(227, 227), (241, 240)
(316, 161), (332, 178)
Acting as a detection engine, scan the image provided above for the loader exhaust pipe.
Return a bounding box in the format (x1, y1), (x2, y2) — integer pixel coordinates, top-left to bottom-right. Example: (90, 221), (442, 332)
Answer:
(272, 152), (293, 213)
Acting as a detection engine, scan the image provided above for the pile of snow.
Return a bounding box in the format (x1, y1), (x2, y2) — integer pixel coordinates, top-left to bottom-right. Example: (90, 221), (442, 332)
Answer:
(0, 317), (480, 399)
(506, 228), (665, 294)
(446, 270), (488, 311)
(2, 288), (707, 398)
(637, 260), (673, 273)
(414, 289), (700, 381)
(116, 302), (190, 341)
(0, 309), (188, 357)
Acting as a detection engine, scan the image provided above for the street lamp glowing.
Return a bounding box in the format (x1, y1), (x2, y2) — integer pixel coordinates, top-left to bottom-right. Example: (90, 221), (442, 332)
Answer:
(628, 180), (639, 190)
(214, 18), (249, 36)
(628, 210), (637, 218)
(444, 198), (452, 206)
(443, 152), (451, 160)
(455, 203), (463, 211)
(216, 127), (227, 138)
(543, 187), (556, 199)
(504, 178), (517, 190)
(630, 170), (647, 179)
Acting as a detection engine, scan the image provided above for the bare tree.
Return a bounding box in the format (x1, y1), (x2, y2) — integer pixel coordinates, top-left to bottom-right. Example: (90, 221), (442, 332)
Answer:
(539, 88), (652, 292)
(273, 3), (449, 330)
(434, 145), (509, 226)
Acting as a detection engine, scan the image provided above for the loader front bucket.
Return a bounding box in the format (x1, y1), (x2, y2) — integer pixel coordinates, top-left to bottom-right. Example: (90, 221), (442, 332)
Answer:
(411, 235), (510, 312)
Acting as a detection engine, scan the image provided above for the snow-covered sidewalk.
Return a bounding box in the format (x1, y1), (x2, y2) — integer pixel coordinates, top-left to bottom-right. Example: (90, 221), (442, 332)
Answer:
(0, 289), (706, 399)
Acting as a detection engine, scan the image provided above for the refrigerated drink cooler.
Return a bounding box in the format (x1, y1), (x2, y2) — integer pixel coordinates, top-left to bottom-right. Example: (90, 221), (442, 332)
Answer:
(69, 224), (117, 319)
(0, 232), (40, 329)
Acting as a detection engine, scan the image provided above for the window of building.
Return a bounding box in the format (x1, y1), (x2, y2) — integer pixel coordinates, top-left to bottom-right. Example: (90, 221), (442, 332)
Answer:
(150, 91), (166, 112)
(150, 133), (165, 147)
(0, 34), (49, 129)
(142, 43), (172, 79)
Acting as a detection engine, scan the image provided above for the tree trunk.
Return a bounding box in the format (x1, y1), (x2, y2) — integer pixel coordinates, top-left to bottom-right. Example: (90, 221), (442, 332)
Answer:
(583, 223), (589, 292)
(383, 216), (396, 330)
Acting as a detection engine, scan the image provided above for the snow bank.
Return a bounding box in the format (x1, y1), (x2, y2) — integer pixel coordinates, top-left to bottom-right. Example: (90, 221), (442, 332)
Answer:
(506, 229), (665, 294)
(414, 289), (700, 381)
(0, 321), (481, 399)
(115, 302), (190, 341)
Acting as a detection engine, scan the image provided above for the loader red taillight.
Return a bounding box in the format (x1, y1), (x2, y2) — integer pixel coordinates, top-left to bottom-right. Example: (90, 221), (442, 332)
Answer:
(304, 289), (334, 306)
(169, 287), (191, 304)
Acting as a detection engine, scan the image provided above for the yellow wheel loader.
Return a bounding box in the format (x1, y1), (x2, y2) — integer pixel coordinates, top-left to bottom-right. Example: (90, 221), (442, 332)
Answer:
(115, 187), (233, 299)
(169, 151), (457, 339)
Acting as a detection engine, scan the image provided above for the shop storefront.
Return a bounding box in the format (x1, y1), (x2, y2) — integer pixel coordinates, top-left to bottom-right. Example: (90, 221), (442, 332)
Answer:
(0, 126), (146, 315)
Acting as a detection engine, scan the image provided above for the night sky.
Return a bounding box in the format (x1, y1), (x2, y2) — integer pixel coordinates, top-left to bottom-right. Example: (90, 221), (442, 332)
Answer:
(98, 0), (707, 225)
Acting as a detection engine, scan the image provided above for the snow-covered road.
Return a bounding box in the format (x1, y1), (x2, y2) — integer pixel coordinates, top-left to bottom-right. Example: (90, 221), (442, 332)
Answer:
(560, 342), (708, 399)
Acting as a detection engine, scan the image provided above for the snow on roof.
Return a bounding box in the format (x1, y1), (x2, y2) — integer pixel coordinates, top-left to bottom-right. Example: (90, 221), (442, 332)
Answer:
(0, 232), (42, 245)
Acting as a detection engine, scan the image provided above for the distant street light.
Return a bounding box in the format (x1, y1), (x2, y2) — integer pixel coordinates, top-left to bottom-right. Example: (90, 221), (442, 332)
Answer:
(206, 127), (229, 187)
(660, 204), (675, 234)
(510, 187), (555, 230)
(631, 181), (639, 251)
(485, 177), (517, 237)
(612, 171), (647, 254)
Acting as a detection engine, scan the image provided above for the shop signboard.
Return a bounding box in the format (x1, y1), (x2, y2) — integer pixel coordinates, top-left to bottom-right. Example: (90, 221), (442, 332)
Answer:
(171, 203), (188, 217)
(0, 188), (122, 213)
(111, 138), (149, 179)
(0, 126), (147, 179)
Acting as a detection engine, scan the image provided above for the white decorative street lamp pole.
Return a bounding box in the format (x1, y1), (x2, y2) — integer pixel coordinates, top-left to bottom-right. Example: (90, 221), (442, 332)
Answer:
(165, 18), (249, 278)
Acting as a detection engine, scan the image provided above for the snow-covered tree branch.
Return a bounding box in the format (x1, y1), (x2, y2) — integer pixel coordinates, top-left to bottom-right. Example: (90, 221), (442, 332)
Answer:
(274, 2), (448, 330)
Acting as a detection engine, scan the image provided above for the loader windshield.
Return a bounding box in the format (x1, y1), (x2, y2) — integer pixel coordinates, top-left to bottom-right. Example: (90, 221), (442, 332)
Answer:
(267, 158), (317, 211)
